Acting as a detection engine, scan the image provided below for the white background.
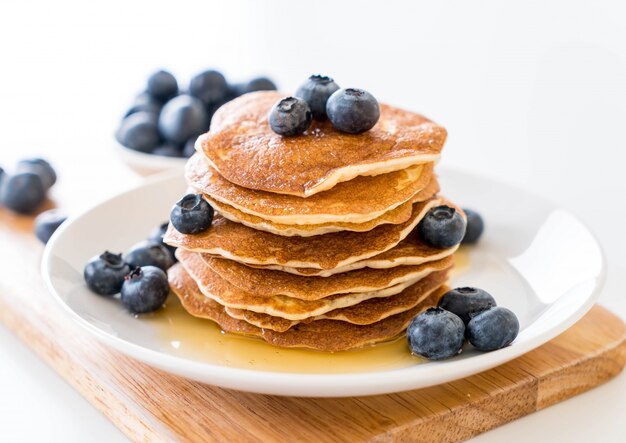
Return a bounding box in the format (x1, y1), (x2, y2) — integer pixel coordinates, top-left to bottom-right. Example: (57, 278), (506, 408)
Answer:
(1, 0), (626, 441)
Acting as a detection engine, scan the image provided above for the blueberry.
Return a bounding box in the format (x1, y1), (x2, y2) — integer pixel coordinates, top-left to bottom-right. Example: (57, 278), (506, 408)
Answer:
(158, 95), (209, 144)
(462, 208), (484, 244)
(84, 251), (131, 296)
(124, 92), (163, 118)
(418, 205), (466, 248)
(116, 112), (161, 152)
(149, 222), (177, 261)
(189, 70), (229, 108)
(34, 209), (67, 244)
(146, 70), (178, 102)
(296, 75), (340, 120)
(326, 88), (380, 134)
(16, 158), (57, 190)
(0, 173), (45, 214)
(438, 287), (496, 325)
(124, 240), (174, 271)
(121, 266), (169, 314)
(244, 77), (277, 93)
(467, 307), (519, 351)
(269, 97), (312, 136)
(170, 194), (214, 234)
(182, 138), (197, 157)
(152, 143), (183, 158)
(407, 307), (465, 360)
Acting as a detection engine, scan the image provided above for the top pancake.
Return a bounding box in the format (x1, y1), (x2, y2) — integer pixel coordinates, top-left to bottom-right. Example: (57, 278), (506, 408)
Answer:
(186, 153), (436, 225)
(197, 91), (447, 197)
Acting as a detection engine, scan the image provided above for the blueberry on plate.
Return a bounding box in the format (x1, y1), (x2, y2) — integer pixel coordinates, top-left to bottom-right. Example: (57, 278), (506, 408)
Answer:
(149, 221), (177, 260)
(296, 75), (340, 120)
(158, 95), (209, 144)
(326, 88), (380, 134)
(116, 111), (161, 152)
(407, 307), (465, 360)
(0, 173), (46, 214)
(34, 209), (67, 244)
(418, 205), (466, 248)
(269, 97), (312, 136)
(170, 194), (214, 234)
(124, 240), (174, 271)
(244, 77), (277, 93)
(467, 307), (519, 351)
(124, 92), (163, 118)
(121, 266), (169, 314)
(438, 287), (496, 325)
(146, 70), (178, 102)
(182, 138), (197, 158)
(189, 70), (229, 108)
(152, 143), (183, 158)
(16, 158), (57, 190)
(462, 208), (484, 244)
(84, 251), (131, 296)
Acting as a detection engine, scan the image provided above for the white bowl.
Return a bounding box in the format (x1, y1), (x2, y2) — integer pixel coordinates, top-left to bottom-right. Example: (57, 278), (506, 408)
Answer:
(114, 141), (187, 176)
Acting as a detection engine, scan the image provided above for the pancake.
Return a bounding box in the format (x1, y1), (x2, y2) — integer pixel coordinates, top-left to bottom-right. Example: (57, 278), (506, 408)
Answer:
(177, 249), (453, 320)
(225, 271), (450, 332)
(186, 153), (437, 225)
(251, 233), (459, 277)
(202, 253), (450, 300)
(201, 177), (439, 237)
(165, 196), (451, 270)
(197, 91), (447, 197)
(169, 263), (446, 352)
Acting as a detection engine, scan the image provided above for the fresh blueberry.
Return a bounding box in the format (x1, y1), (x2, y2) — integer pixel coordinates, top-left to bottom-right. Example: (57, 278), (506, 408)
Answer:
(149, 222), (177, 261)
(462, 208), (484, 244)
(269, 97), (312, 136)
(124, 92), (163, 118)
(418, 205), (467, 248)
(146, 70), (178, 102)
(34, 209), (67, 244)
(296, 75), (340, 120)
(121, 266), (169, 314)
(326, 88), (380, 134)
(244, 77), (277, 93)
(152, 143), (183, 158)
(407, 307), (465, 360)
(189, 70), (229, 108)
(158, 95), (209, 144)
(182, 138), (197, 157)
(0, 173), (45, 214)
(170, 194), (214, 234)
(124, 240), (174, 271)
(16, 158), (57, 190)
(84, 251), (131, 296)
(116, 112), (161, 152)
(438, 287), (496, 325)
(467, 307), (519, 351)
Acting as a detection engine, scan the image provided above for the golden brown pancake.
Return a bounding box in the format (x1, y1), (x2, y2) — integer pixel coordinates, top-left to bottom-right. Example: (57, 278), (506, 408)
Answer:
(201, 253), (449, 300)
(252, 233), (459, 277)
(225, 271), (450, 332)
(197, 91), (447, 197)
(164, 197), (452, 270)
(169, 263), (447, 351)
(200, 177), (439, 237)
(177, 248), (453, 320)
(186, 153), (437, 225)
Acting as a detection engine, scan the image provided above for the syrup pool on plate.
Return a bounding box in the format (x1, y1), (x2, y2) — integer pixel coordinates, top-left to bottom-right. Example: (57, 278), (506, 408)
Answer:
(144, 248), (471, 374)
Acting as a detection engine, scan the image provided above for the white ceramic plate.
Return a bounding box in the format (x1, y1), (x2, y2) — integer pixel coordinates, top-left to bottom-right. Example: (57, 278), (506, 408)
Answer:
(114, 141), (187, 176)
(42, 170), (605, 397)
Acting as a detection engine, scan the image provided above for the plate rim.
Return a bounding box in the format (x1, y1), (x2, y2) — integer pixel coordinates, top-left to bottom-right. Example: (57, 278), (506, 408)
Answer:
(41, 170), (606, 397)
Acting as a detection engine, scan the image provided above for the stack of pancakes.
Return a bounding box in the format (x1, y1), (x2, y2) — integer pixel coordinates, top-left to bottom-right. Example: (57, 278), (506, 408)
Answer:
(164, 91), (461, 352)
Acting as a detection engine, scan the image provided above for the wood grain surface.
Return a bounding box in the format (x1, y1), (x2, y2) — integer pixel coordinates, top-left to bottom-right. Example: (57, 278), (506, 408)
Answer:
(1, 201), (625, 443)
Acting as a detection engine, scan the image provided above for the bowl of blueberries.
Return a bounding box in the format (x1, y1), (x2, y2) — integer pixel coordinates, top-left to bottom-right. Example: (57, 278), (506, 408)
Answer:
(115, 69), (277, 176)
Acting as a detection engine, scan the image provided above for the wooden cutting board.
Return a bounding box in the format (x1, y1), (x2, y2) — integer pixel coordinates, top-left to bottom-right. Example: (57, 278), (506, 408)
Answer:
(1, 203), (625, 443)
